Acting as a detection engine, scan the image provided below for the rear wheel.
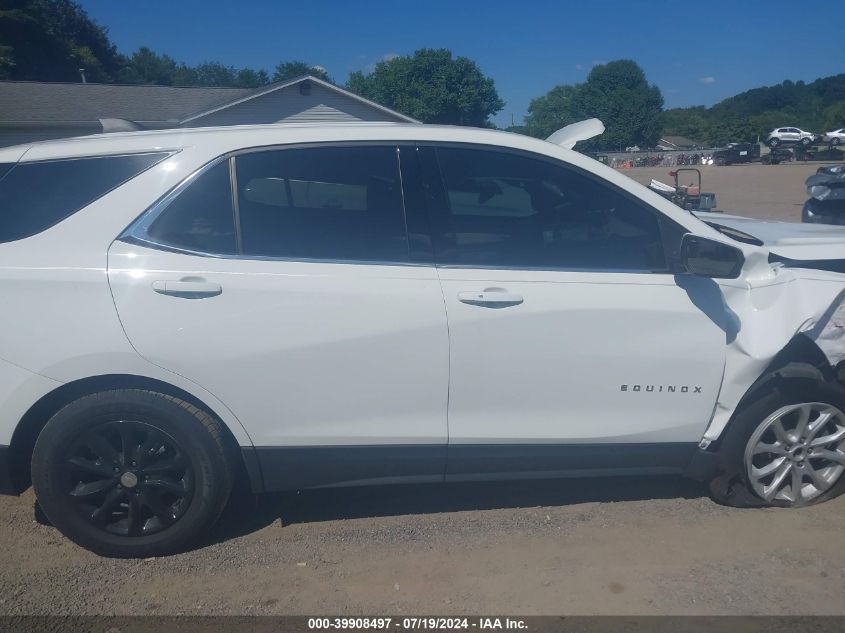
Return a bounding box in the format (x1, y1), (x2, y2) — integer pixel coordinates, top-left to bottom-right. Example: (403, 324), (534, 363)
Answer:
(832, 138), (841, 146)
(709, 366), (845, 508)
(32, 389), (234, 557)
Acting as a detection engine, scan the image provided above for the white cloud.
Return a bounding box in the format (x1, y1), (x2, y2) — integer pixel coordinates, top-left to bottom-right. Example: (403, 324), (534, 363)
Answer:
(699, 76), (716, 84)
(575, 63), (584, 70)
(382, 52), (400, 62)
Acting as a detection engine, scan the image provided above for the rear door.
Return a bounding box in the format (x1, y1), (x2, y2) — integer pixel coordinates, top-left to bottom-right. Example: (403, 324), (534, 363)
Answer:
(415, 145), (727, 478)
(108, 144), (449, 490)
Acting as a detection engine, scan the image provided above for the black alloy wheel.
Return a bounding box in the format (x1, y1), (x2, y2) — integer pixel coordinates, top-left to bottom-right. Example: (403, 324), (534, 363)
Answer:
(63, 420), (194, 537)
(32, 389), (234, 557)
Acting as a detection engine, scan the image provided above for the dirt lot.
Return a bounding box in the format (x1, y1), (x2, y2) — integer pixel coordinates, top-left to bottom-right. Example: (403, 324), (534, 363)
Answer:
(2, 475), (845, 615)
(3, 160), (845, 617)
(620, 161), (824, 222)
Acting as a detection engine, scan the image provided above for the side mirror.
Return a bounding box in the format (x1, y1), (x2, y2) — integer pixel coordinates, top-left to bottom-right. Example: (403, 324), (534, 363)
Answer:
(680, 234), (745, 279)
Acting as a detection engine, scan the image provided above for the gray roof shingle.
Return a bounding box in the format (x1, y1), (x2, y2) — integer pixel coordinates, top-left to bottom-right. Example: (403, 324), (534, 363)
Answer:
(0, 81), (255, 123)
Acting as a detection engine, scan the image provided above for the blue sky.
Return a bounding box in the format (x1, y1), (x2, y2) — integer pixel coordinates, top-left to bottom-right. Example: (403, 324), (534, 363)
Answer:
(79, 0), (845, 127)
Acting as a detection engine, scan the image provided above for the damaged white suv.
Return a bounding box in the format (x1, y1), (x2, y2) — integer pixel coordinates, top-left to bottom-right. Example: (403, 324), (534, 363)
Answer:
(1, 120), (844, 558)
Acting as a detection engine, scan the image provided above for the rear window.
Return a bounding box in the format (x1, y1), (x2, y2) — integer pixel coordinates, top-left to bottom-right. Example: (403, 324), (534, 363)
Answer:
(0, 152), (170, 243)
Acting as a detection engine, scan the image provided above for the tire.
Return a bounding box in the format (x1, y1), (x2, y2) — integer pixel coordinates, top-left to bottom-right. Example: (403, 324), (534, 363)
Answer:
(768, 138), (779, 147)
(801, 137), (811, 146)
(708, 364), (845, 508)
(715, 157), (726, 166)
(32, 389), (234, 557)
(832, 138), (840, 146)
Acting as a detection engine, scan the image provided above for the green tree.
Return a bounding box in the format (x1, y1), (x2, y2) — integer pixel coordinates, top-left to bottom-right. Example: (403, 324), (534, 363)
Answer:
(235, 67), (269, 88)
(346, 48), (504, 126)
(663, 73), (845, 146)
(193, 61), (237, 87)
(116, 47), (179, 85)
(660, 106), (709, 143)
(273, 61), (331, 83)
(523, 60), (663, 150)
(524, 85), (579, 138)
(571, 60), (664, 150)
(0, 0), (123, 82)
(822, 102), (845, 132)
(117, 48), (270, 88)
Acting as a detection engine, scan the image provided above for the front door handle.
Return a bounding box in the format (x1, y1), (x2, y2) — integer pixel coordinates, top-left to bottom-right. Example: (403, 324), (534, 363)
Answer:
(151, 278), (222, 298)
(457, 288), (524, 307)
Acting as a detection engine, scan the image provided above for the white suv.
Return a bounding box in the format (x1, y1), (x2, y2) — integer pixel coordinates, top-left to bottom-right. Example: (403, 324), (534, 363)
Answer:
(767, 127), (818, 147)
(823, 128), (845, 145)
(1, 121), (845, 558)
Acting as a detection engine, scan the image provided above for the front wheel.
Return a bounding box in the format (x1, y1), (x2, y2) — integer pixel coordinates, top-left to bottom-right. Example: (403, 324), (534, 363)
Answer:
(32, 389), (234, 557)
(832, 138), (840, 146)
(709, 367), (845, 508)
(768, 138), (779, 147)
(801, 137), (811, 146)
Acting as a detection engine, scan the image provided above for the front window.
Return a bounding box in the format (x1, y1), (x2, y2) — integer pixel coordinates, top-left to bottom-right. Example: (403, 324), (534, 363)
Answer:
(425, 146), (667, 272)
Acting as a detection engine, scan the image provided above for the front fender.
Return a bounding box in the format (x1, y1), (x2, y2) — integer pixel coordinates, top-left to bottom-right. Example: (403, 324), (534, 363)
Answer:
(702, 268), (845, 446)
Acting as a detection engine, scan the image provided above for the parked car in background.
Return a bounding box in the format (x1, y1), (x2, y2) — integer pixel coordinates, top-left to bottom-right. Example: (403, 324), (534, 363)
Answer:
(711, 143), (760, 166)
(823, 128), (845, 145)
(1, 121), (845, 558)
(767, 127), (819, 147)
(761, 147), (794, 164)
(803, 165), (845, 224)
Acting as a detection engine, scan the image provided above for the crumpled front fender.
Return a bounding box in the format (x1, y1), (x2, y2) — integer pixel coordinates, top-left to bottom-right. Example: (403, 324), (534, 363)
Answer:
(702, 261), (845, 446)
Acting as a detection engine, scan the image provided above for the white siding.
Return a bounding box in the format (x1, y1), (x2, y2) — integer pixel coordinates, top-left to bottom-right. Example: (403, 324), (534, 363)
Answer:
(185, 82), (408, 127)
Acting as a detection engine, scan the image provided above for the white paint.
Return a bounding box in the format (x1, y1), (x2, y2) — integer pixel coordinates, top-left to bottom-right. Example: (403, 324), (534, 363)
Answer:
(0, 121), (843, 455)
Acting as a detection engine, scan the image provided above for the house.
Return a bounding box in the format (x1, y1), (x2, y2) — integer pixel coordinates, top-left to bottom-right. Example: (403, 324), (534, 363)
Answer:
(0, 75), (419, 148)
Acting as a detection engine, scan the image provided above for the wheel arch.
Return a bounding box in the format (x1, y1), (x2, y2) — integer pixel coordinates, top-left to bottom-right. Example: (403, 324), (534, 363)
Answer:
(687, 333), (838, 486)
(710, 333), (835, 451)
(7, 374), (262, 495)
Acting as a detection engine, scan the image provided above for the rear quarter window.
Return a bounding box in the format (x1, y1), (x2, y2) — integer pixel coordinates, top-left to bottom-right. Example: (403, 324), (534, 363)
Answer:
(0, 152), (170, 243)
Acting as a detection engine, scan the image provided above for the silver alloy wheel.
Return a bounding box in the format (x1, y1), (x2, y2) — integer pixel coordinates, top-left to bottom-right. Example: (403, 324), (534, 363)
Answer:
(745, 402), (845, 504)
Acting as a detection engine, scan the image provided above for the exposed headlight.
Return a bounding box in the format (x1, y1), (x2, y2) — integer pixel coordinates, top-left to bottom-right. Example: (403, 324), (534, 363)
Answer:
(810, 185), (831, 200)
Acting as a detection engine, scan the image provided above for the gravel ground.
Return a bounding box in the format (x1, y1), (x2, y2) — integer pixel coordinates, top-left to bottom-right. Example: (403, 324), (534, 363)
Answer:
(3, 160), (845, 616)
(2, 476), (844, 615)
(619, 161), (825, 222)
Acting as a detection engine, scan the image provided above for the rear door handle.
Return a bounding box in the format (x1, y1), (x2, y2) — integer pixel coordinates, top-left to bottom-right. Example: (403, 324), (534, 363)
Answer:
(151, 279), (222, 298)
(457, 288), (524, 307)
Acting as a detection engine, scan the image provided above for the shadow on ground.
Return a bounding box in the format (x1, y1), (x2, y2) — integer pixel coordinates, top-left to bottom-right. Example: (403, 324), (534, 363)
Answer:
(203, 474), (708, 549)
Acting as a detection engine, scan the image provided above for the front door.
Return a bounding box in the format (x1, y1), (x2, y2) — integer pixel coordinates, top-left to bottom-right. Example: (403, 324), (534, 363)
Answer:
(415, 145), (727, 477)
(108, 145), (449, 490)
